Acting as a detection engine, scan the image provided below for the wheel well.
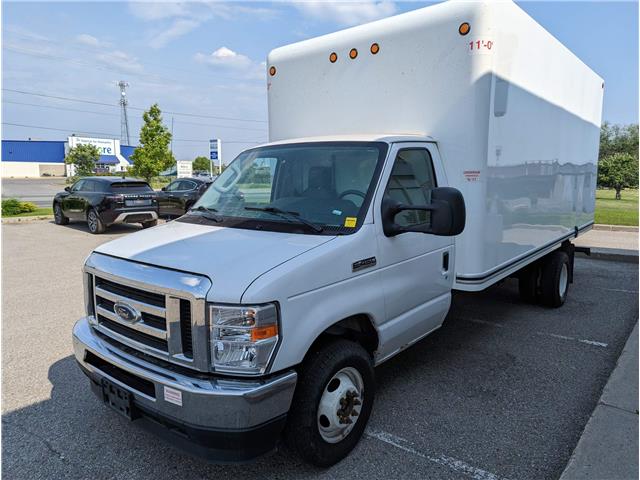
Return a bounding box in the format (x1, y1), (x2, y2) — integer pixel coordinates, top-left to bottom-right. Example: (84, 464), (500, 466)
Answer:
(311, 314), (379, 357)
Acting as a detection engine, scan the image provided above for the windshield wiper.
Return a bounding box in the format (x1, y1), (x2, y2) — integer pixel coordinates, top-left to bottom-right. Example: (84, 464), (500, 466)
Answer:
(188, 205), (223, 222)
(244, 206), (324, 233)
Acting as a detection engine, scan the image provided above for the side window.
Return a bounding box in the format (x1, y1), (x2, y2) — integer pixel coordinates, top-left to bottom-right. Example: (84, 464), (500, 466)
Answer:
(383, 149), (436, 228)
(72, 180), (85, 192)
(166, 181), (180, 192)
(83, 180), (95, 192)
(181, 181), (196, 191)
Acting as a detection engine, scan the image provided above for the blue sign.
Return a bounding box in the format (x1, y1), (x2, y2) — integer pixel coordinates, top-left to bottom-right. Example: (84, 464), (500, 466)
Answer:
(209, 139), (218, 161)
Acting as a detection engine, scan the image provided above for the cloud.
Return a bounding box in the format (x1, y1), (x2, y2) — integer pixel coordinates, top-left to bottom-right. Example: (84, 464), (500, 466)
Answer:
(129, 2), (280, 48)
(195, 47), (252, 69)
(195, 47), (265, 81)
(75, 33), (112, 49)
(294, 0), (396, 26)
(149, 18), (201, 48)
(96, 50), (144, 74)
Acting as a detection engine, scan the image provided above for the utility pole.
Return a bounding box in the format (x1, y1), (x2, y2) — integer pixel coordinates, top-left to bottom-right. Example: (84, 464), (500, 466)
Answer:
(118, 81), (130, 145)
(171, 116), (174, 154)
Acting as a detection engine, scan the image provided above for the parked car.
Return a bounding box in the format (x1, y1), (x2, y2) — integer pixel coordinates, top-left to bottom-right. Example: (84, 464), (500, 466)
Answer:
(53, 177), (158, 234)
(157, 177), (212, 218)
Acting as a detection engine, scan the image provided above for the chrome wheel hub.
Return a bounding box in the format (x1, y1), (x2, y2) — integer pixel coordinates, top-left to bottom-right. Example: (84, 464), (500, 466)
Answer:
(559, 263), (568, 298)
(317, 367), (364, 444)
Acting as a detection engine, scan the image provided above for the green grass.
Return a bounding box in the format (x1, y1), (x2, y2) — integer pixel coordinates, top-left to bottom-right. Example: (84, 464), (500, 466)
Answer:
(595, 189), (638, 226)
(3, 207), (53, 218)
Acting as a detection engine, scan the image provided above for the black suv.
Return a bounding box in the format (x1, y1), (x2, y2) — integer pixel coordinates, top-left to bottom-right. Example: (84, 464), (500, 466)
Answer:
(157, 177), (212, 218)
(53, 177), (158, 234)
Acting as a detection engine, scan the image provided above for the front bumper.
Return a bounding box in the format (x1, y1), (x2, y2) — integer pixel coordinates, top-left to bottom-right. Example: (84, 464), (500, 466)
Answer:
(73, 317), (297, 461)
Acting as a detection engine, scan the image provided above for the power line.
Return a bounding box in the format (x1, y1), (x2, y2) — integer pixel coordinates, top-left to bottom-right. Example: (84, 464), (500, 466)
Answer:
(2, 88), (268, 124)
(2, 121), (264, 145)
(2, 99), (268, 132)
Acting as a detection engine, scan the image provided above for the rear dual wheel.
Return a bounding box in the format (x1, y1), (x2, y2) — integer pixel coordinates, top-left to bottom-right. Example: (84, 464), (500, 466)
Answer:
(518, 250), (569, 308)
(284, 339), (375, 467)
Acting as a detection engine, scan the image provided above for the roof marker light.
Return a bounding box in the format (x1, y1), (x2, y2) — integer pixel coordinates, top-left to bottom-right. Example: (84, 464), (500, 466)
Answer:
(459, 22), (471, 36)
(330, 52), (338, 63)
(349, 48), (358, 59)
(269, 66), (277, 76)
(370, 43), (380, 54)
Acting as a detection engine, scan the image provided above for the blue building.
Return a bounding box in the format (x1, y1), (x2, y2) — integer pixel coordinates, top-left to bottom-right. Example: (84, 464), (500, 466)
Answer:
(1, 137), (137, 177)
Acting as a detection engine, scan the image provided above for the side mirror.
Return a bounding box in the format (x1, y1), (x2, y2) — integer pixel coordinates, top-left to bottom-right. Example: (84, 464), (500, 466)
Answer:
(161, 187), (166, 191)
(64, 186), (71, 192)
(382, 187), (466, 237)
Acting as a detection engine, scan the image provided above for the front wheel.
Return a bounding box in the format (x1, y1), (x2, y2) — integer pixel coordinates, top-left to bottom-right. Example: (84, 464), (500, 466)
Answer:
(284, 339), (375, 467)
(53, 202), (69, 225)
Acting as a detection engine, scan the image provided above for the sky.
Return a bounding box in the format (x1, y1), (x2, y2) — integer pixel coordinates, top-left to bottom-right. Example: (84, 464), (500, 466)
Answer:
(2, 0), (638, 163)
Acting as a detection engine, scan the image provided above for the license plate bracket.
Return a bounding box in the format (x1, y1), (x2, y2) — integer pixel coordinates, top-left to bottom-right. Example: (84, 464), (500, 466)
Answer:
(101, 378), (137, 420)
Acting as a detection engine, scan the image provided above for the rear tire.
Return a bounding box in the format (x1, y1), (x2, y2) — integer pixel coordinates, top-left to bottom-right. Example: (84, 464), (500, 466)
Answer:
(53, 202), (69, 225)
(141, 219), (158, 229)
(87, 208), (105, 234)
(539, 251), (570, 308)
(284, 339), (375, 467)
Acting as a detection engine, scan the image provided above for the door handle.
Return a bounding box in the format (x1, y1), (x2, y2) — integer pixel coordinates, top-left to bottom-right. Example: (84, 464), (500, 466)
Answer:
(441, 251), (450, 275)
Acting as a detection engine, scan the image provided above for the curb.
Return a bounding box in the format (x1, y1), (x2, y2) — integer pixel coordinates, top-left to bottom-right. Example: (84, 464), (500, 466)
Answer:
(560, 323), (638, 480)
(578, 247), (639, 264)
(593, 224), (639, 232)
(2, 215), (54, 224)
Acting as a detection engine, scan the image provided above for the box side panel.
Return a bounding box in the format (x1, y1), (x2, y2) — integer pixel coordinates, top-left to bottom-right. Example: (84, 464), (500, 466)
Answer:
(455, 1), (603, 287)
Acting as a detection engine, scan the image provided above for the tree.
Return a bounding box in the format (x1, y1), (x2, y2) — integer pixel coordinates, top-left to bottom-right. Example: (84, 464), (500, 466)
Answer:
(64, 144), (100, 177)
(193, 156), (212, 173)
(130, 104), (175, 181)
(598, 152), (638, 200)
(598, 123), (639, 199)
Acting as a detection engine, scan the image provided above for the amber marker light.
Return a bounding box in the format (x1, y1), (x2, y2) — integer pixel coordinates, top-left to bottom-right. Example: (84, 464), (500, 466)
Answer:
(370, 43), (380, 54)
(251, 324), (278, 341)
(459, 22), (471, 35)
(349, 48), (358, 59)
(269, 66), (277, 76)
(330, 52), (338, 63)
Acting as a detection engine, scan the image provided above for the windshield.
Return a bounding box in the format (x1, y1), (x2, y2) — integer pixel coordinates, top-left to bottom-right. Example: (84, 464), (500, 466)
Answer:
(190, 142), (388, 234)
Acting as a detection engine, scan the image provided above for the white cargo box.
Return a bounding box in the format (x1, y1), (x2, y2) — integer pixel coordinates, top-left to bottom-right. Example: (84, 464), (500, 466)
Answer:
(267, 0), (603, 290)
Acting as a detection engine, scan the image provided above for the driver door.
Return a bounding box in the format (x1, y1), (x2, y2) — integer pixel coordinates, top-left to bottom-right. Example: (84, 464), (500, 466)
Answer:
(373, 143), (454, 362)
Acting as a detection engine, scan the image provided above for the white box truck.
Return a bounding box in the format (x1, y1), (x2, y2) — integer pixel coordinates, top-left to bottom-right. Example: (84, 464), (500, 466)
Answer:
(71, 0), (603, 467)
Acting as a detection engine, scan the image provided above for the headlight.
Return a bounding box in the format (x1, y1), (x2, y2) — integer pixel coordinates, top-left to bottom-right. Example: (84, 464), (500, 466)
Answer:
(209, 303), (279, 375)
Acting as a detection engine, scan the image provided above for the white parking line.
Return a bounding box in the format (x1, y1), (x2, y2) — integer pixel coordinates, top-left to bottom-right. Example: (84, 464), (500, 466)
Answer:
(535, 331), (608, 348)
(365, 429), (511, 480)
(597, 287), (638, 294)
(465, 318), (608, 348)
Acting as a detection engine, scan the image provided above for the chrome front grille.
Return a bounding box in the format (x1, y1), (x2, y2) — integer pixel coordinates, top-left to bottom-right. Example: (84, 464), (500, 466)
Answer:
(83, 253), (211, 371)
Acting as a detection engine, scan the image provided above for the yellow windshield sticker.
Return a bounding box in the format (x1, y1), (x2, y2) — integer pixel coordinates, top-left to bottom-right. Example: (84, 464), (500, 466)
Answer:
(344, 217), (357, 228)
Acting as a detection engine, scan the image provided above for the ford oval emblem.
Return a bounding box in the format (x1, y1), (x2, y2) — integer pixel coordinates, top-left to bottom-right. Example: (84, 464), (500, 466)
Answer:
(113, 302), (141, 323)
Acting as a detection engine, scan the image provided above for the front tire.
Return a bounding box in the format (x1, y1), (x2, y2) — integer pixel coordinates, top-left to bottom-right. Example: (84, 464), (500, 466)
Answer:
(539, 251), (570, 308)
(53, 202), (69, 225)
(284, 339), (375, 467)
(87, 208), (105, 234)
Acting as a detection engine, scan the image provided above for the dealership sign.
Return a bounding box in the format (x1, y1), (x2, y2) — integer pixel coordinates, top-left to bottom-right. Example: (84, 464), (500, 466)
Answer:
(68, 136), (116, 156)
(177, 160), (193, 178)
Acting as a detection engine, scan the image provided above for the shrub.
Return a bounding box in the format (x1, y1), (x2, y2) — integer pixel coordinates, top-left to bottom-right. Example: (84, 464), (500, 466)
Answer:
(2, 198), (38, 216)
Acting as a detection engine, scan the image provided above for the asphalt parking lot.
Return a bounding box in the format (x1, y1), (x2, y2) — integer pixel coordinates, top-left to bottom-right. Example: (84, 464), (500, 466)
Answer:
(2, 220), (638, 480)
(1, 177), (66, 207)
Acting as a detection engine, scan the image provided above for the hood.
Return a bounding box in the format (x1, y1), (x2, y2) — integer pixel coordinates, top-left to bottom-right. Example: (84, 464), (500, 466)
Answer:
(94, 221), (335, 303)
